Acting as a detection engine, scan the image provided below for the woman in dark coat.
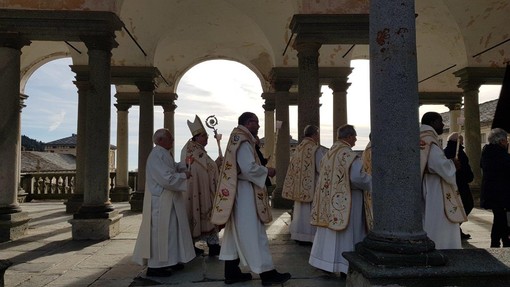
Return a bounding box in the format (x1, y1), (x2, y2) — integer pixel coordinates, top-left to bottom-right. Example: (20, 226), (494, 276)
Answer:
(480, 128), (510, 248)
(444, 133), (474, 239)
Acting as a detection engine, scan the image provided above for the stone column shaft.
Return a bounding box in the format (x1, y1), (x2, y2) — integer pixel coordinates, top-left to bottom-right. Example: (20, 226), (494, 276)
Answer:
(163, 102), (176, 156)
(264, 106), (275, 158)
(295, 42), (321, 141)
(329, 80), (351, 133)
(130, 82), (155, 212)
(462, 86), (482, 186)
(446, 103), (462, 134)
(272, 81), (293, 209)
(353, 0), (443, 267)
(111, 103), (131, 202)
(0, 35), (31, 242)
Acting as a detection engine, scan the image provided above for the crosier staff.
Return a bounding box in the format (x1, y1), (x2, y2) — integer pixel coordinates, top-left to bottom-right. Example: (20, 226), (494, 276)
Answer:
(206, 115), (223, 158)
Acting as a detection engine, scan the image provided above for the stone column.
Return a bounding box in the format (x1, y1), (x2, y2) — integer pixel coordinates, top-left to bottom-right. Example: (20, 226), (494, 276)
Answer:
(162, 100), (177, 156)
(0, 34), (31, 242)
(294, 42), (322, 141)
(263, 100), (275, 159)
(17, 93), (29, 202)
(329, 78), (351, 133)
(346, 1), (447, 282)
(70, 35), (122, 240)
(446, 103), (462, 134)
(458, 82), (482, 186)
(66, 67), (89, 213)
(272, 81), (293, 209)
(129, 81), (155, 212)
(111, 102), (132, 202)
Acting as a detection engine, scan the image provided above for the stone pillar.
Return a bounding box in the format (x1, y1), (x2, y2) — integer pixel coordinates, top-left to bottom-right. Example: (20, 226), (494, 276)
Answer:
(345, 1), (447, 284)
(111, 103), (132, 202)
(294, 42), (322, 141)
(66, 67), (89, 213)
(0, 34), (31, 242)
(458, 82), (482, 187)
(162, 100), (177, 156)
(69, 35), (122, 240)
(329, 78), (351, 133)
(129, 81), (156, 212)
(17, 93), (29, 203)
(446, 103), (462, 134)
(263, 100), (275, 159)
(272, 81), (293, 209)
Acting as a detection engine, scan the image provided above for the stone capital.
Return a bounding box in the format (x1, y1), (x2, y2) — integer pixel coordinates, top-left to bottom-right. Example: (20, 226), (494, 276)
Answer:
(135, 80), (156, 93)
(0, 33), (31, 49)
(445, 102), (462, 111)
(454, 66), (506, 91)
(114, 103), (131, 112)
(162, 102), (177, 112)
(329, 79), (351, 92)
(81, 34), (118, 52)
(293, 41), (321, 57)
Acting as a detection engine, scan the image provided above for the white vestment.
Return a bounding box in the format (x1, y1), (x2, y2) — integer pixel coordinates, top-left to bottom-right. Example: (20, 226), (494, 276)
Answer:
(290, 146), (328, 242)
(132, 145), (196, 268)
(309, 159), (371, 273)
(421, 125), (461, 249)
(218, 141), (274, 274)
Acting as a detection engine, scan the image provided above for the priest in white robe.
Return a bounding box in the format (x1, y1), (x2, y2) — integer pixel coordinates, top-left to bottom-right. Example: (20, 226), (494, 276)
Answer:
(282, 125), (328, 244)
(132, 128), (195, 277)
(420, 112), (466, 250)
(210, 112), (291, 285)
(309, 124), (371, 275)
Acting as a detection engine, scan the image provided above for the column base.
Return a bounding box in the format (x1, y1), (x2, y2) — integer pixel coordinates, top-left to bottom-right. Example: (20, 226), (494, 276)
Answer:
(110, 186), (132, 202)
(65, 194), (84, 214)
(0, 211), (30, 242)
(129, 191), (144, 212)
(344, 249), (510, 287)
(270, 187), (293, 209)
(68, 209), (122, 240)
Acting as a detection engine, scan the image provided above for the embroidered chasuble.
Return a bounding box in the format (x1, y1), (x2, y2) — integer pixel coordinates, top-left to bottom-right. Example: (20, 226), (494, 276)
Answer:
(282, 137), (319, 202)
(311, 140), (357, 231)
(420, 129), (467, 223)
(361, 141), (374, 231)
(182, 140), (218, 238)
(210, 126), (272, 225)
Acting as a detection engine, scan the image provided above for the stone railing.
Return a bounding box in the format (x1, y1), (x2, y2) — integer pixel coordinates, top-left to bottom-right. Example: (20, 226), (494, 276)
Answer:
(19, 171), (138, 202)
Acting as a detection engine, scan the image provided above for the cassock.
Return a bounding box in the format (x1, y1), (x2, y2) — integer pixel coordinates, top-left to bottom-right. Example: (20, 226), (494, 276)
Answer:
(420, 125), (464, 249)
(132, 145), (196, 268)
(309, 158), (371, 273)
(219, 139), (274, 274)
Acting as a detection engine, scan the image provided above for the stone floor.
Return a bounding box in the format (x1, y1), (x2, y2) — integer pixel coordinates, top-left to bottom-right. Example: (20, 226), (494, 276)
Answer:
(0, 201), (497, 287)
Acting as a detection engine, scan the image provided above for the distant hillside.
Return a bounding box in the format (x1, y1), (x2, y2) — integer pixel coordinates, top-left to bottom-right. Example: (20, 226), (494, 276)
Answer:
(22, 135), (45, 151)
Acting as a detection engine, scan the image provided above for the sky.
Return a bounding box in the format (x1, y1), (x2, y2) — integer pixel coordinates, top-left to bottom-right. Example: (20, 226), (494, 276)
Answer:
(22, 58), (502, 171)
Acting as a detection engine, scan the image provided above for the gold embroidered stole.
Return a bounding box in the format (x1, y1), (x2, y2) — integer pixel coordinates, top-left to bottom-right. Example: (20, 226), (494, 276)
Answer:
(420, 129), (467, 223)
(210, 127), (272, 225)
(311, 140), (357, 231)
(184, 140), (218, 237)
(282, 137), (319, 202)
(361, 141), (374, 231)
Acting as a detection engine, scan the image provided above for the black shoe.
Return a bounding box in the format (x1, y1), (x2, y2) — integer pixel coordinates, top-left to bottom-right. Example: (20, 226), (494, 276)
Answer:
(169, 263), (184, 271)
(146, 267), (172, 277)
(224, 272), (252, 284)
(195, 246), (205, 256)
(208, 244), (221, 257)
(260, 269), (291, 286)
(460, 232), (471, 240)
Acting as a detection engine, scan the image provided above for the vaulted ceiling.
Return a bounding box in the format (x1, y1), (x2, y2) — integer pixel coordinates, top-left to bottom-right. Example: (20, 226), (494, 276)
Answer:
(5, 0), (509, 94)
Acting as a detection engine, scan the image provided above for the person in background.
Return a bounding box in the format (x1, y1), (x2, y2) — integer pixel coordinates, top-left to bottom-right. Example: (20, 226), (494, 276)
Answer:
(309, 124), (371, 276)
(443, 132), (474, 240)
(181, 115), (222, 256)
(282, 125), (328, 245)
(480, 128), (510, 248)
(132, 128), (194, 277)
(420, 112), (466, 249)
(210, 112), (291, 285)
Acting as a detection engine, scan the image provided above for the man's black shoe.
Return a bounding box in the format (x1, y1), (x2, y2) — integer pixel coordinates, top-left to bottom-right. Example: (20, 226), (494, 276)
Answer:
(170, 263), (184, 271)
(460, 231), (471, 240)
(224, 272), (252, 284)
(260, 269), (291, 286)
(195, 246), (205, 256)
(146, 267), (172, 277)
